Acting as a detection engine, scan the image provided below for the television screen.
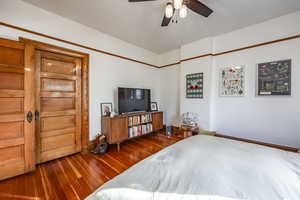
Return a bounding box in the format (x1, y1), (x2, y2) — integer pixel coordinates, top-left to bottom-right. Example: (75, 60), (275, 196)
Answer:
(118, 88), (150, 114)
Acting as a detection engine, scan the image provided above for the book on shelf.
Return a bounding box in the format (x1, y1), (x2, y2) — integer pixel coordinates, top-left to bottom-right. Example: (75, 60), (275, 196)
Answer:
(129, 125), (142, 138)
(128, 115), (141, 126)
(141, 114), (152, 123)
(142, 123), (153, 134)
(128, 113), (153, 138)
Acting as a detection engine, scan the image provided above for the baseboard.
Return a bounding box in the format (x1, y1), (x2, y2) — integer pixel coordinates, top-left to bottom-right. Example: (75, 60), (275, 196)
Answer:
(215, 133), (298, 153)
(171, 126), (298, 153)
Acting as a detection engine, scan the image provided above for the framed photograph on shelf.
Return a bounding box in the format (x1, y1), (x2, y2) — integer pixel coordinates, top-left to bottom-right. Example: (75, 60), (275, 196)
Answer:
(220, 66), (245, 97)
(100, 103), (112, 117)
(186, 73), (203, 99)
(150, 102), (158, 111)
(257, 59), (291, 96)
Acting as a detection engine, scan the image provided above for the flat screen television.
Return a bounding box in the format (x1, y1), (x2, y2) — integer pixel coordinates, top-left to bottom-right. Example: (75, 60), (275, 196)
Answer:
(118, 87), (151, 114)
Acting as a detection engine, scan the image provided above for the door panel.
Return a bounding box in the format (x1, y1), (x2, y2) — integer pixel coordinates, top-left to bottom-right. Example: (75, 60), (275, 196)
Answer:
(42, 59), (75, 75)
(40, 145), (75, 163)
(41, 133), (75, 151)
(0, 98), (23, 114)
(0, 38), (35, 180)
(41, 97), (74, 112)
(41, 78), (75, 92)
(0, 121), (24, 140)
(36, 50), (82, 163)
(41, 115), (75, 132)
(0, 46), (24, 66)
(0, 72), (24, 89)
(0, 145), (24, 164)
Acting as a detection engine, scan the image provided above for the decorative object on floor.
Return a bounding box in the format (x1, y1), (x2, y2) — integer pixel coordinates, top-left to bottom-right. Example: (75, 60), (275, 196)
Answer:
(179, 112), (201, 138)
(91, 133), (108, 154)
(150, 102), (158, 111)
(181, 125), (193, 138)
(101, 103), (113, 117)
(220, 66), (245, 97)
(186, 73), (203, 98)
(181, 112), (200, 127)
(257, 59), (291, 96)
(166, 126), (173, 136)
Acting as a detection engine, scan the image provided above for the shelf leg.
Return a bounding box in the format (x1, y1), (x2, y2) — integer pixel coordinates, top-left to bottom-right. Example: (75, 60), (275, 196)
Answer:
(117, 143), (120, 152)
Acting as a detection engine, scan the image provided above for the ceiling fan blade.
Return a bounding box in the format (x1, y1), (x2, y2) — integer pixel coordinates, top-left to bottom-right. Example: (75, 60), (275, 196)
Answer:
(128, 0), (156, 2)
(161, 7), (176, 27)
(186, 0), (213, 17)
(161, 15), (172, 27)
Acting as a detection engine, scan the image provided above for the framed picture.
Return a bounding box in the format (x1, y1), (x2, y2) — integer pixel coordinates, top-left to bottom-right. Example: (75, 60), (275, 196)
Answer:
(220, 66), (245, 97)
(101, 103), (112, 117)
(150, 102), (158, 111)
(257, 59), (291, 96)
(186, 73), (203, 99)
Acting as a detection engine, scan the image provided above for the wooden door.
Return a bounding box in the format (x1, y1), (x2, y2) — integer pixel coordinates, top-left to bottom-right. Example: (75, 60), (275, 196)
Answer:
(36, 50), (82, 163)
(0, 38), (35, 180)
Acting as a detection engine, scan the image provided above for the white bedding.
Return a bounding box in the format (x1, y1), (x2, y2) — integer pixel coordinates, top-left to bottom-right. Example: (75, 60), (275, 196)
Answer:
(86, 135), (300, 200)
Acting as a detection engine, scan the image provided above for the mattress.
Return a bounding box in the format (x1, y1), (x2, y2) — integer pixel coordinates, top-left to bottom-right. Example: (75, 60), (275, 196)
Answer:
(86, 135), (300, 200)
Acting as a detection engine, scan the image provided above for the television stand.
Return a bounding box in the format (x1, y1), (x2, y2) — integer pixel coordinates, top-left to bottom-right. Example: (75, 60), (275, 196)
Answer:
(101, 111), (163, 152)
(120, 110), (146, 115)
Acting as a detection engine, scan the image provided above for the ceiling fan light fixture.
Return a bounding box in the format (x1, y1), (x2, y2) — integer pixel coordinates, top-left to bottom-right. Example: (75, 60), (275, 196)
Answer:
(165, 2), (173, 18)
(179, 4), (187, 18)
(173, 0), (183, 10)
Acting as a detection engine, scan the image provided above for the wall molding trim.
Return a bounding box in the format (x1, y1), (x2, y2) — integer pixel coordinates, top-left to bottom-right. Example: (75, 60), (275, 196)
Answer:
(2, 21), (300, 69)
(215, 133), (299, 153)
(159, 34), (300, 68)
(0, 21), (160, 69)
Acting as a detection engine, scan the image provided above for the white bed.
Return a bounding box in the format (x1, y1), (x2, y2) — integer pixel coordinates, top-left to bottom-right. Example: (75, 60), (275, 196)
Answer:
(86, 135), (300, 200)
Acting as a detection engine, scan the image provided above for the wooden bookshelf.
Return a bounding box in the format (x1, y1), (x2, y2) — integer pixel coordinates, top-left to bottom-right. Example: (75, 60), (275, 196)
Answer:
(101, 111), (163, 151)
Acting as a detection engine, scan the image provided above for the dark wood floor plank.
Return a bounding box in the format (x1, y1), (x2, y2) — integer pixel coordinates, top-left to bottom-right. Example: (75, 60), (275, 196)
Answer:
(59, 159), (91, 199)
(0, 133), (182, 200)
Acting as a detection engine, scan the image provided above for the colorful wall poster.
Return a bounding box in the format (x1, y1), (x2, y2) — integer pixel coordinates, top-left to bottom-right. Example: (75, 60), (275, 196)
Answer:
(257, 59), (291, 96)
(186, 73), (203, 99)
(220, 66), (245, 97)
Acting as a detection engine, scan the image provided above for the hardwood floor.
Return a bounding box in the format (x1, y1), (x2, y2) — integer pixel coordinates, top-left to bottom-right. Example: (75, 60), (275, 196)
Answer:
(0, 133), (182, 200)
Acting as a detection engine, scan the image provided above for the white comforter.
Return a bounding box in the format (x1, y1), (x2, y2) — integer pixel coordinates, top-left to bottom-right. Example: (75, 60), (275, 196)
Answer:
(86, 135), (300, 200)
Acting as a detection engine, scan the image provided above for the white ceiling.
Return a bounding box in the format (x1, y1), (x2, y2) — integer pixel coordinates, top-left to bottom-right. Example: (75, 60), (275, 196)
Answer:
(23, 0), (300, 54)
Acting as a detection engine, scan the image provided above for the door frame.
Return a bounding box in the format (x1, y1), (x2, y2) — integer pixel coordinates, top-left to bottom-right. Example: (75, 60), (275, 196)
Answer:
(20, 37), (90, 152)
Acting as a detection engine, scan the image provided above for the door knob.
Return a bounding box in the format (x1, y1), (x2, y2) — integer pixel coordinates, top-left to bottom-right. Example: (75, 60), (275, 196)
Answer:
(27, 111), (33, 123)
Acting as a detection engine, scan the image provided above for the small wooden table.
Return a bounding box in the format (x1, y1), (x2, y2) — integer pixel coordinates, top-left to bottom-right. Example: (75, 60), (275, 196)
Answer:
(181, 125), (194, 138)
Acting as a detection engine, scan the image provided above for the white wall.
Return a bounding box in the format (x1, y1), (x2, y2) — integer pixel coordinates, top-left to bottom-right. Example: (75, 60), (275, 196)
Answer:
(158, 49), (180, 126)
(1, 0), (300, 148)
(180, 38), (213, 130)
(164, 11), (300, 148)
(0, 0), (161, 140)
(212, 40), (300, 147)
(211, 11), (300, 148)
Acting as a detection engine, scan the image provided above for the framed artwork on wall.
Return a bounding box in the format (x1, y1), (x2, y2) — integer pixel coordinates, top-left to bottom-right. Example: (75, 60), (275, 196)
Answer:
(150, 102), (158, 111)
(257, 59), (291, 96)
(101, 103), (113, 117)
(220, 66), (245, 97)
(186, 73), (203, 99)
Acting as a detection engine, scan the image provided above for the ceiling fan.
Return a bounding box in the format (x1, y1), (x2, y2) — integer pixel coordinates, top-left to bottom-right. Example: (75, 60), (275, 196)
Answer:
(128, 0), (213, 26)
